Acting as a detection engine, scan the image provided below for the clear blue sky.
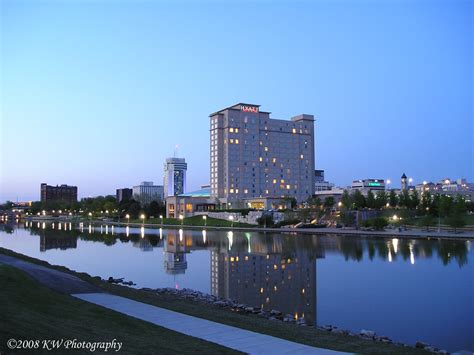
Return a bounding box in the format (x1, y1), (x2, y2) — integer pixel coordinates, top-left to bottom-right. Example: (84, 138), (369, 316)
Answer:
(1, 0), (472, 202)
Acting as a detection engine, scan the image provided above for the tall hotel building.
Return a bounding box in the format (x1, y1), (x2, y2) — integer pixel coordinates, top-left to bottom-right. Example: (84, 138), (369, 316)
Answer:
(210, 103), (315, 206)
(163, 157), (187, 198)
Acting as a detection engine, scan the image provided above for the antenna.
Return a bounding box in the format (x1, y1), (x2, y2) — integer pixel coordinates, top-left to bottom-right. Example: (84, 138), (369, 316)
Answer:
(174, 144), (179, 158)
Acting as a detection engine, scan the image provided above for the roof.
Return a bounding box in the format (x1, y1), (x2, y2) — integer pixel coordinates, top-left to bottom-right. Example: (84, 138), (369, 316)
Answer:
(209, 103), (271, 117)
(401, 173), (407, 179)
(177, 188), (211, 198)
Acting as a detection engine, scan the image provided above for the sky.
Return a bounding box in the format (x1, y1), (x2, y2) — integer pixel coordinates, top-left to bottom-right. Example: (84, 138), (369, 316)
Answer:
(0, 0), (472, 202)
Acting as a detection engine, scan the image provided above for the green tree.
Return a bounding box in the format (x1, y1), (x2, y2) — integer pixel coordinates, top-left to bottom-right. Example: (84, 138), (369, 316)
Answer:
(371, 217), (388, 231)
(389, 190), (398, 207)
(339, 210), (355, 227)
(410, 190), (420, 210)
(352, 190), (366, 210)
(418, 214), (435, 231)
(375, 191), (388, 209)
(446, 196), (467, 233)
(439, 195), (453, 217)
(366, 191), (375, 209)
(398, 191), (411, 208)
(341, 190), (352, 210)
(323, 197), (335, 209)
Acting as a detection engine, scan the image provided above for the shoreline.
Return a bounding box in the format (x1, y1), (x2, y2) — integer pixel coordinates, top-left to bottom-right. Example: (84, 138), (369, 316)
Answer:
(25, 217), (474, 240)
(0, 247), (436, 354)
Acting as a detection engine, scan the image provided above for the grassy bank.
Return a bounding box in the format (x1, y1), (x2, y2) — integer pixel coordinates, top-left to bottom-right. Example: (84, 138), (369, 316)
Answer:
(0, 248), (429, 354)
(0, 263), (239, 354)
(127, 215), (256, 228)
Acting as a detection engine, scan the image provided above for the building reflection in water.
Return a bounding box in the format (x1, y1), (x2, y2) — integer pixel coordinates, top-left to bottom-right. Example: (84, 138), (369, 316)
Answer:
(39, 232), (77, 252)
(163, 229), (189, 274)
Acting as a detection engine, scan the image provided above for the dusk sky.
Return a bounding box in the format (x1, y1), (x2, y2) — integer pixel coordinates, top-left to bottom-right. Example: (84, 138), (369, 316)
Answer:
(1, 0), (472, 203)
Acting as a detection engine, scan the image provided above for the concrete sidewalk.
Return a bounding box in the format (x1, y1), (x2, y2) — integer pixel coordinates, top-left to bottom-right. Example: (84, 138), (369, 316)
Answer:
(73, 293), (349, 355)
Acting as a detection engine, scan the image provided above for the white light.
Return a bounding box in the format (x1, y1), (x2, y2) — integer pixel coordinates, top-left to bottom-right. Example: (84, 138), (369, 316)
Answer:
(392, 238), (399, 254)
(179, 228), (183, 242)
(202, 229), (207, 243)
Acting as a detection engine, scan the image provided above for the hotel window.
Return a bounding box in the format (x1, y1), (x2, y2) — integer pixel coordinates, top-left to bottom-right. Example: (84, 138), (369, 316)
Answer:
(229, 189), (234, 193)
(273, 179), (277, 184)
(229, 128), (234, 133)
(230, 139), (234, 144)
(292, 128), (296, 134)
(259, 157), (263, 162)
(244, 189), (248, 193)
(235, 139), (239, 144)
(300, 154), (304, 159)
(286, 185), (291, 190)
(235, 128), (239, 133)
(264, 147), (268, 151)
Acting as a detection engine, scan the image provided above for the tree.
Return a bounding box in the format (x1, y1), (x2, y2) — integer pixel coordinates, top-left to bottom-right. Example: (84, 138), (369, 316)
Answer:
(352, 190), (366, 210)
(371, 217), (388, 231)
(446, 196), (467, 233)
(146, 201), (164, 218)
(410, 190), (420, 210)
(398, 191), (411, 208)
(341, 190), (352, 210)
(389, 190), (398, 207)
(375, 191), (388, 209)
(418, 214), (435, 231)
(323, 197), (335, 209)
(366, 191), (375, 209)
(439, 195), (453, 217)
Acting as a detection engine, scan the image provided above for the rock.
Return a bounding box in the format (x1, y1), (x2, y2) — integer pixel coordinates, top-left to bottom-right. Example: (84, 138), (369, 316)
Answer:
(437, 350), (448, 355)
(244, 307), (254, 313)
(415, 341), (429, 349)
(332, 329), (348, 335)
(360, 329), (376, 338)
(270, 309), (282, 316)
(425, 347), (437, 352)
(213, 300), (227, 307)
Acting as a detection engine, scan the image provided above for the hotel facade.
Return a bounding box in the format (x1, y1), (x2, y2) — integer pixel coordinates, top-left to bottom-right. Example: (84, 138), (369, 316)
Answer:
(210, 103), (315, 207)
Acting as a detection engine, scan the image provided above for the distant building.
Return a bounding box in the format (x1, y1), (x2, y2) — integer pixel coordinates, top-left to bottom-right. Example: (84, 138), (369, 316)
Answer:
(350, 179), (385, 196)
(132, 181), (164, 206)
(116, 188), (133, 203)
(314, 170), (335, 192)
(313, 187), (345, 203)
(401, 173), (408, 191)
(416, 178), (473, 202)
(164, 157), (187, 198)
(210, 103), (315, 208)
(40, 183), (77, 203)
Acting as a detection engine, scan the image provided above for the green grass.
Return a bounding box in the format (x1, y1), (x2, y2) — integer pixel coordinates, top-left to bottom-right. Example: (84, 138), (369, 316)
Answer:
(0, 248), (430, 354)
(129, 215), (256, 228)
(0, 263), (239, 354)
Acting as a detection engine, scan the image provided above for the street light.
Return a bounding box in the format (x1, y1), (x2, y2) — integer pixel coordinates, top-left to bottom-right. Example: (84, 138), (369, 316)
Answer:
(408, 178), (413, 187)
(386, 179), (391, 191)
(337, 201), (342, 208)
(203, 215), (207, 226)
(229, 215), (234, 228)
(140, 214), (146, 225)
(179, 214), (184, 225)
(125, 214), (130, 224)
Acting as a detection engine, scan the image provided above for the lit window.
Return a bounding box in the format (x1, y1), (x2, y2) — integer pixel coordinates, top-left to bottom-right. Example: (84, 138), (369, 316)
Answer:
(273, 179), (277, 184)
(300, 154), (304, 159)
(286, 185), (291, 190)
(292, 128), (296, 134)
(229, 189), (234, 193)
(281, 179), (285, 183)
(264, 147), (268, 151)
(272, 158), (276, 163)
(244, 189), (248, 193)
(235, 139), (239, 144)
(230, 139), (234, 144)
(229, 128), (234, 133)
(265, 189), (269, 194)
(235, 189), (239, 193)
(235, 128), (239, 133)
(259, 157), (263, 162)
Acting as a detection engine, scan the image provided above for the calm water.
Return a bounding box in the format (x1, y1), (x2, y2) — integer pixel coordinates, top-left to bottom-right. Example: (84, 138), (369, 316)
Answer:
(1, 221), (472, 352)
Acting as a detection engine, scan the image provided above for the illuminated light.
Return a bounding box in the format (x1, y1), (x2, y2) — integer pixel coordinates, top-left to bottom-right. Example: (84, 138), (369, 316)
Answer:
(392, 238), (399, 254)
(273, 264), (278, 270)
(274, 285), (277, 291)
(89, 225), (92, 234)
(266, 254), (269, 260)
(229, 189), (234, 193)
(423, 181), (427, 185)
(42, 222), (46, 230)
(294, 313), (298, 321)
(286, 185), (291, 190)
(126, 226), (130, 237)
(260, 287), (264, 293)
(245, 255), (249, 261)
(52, 223), (55, 229)
(444, 179), (450, 184)
(368, 182), (381, 187)
(287, 258), (291, 263)
(241, 105), (259, 113)
(409, 244), (415, 265)
(281, 264), (286, 270)
(235, 139), (239, 144)
(227, 231), (233, 250)
(266, 297), (270, 303)
(111, 225), (114, 235)
(229, 128), (234, 133)
(272, 158), (276, 163)
(236, 256), (239, 262)
(272, 179), (277, 184)
(259, 157), (263, 162)
(264, 147), (268, 151)
(105, 225), (109, 235)
(292, 128), (296, 134)
(244, 189), (248, 194)
(388, 249), (392, 262)
(141, 226), (145, 238)
(301, 288), (305, 294)
(230, 257), (235, 262)
(300, 154), (304, 159)
(179, 228), (183, 242)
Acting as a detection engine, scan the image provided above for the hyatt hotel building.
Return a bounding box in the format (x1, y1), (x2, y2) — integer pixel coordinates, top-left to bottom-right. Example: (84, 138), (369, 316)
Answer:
(210, 103), (315, 207)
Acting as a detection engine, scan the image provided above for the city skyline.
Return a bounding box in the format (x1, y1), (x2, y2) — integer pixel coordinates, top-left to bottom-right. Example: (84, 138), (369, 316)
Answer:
(1, 0), (472, 202)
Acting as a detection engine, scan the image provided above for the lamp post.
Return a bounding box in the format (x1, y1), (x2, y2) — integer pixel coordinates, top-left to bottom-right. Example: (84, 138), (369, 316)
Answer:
(125, 214), (130, 225)
(229, 215), (234, 228)
(386, 179), (391, 191)
(160, 215), (163, 227)
(140, 214), (146, 226)
(179, 214), (184, 226)
(203, 215), (207, 226)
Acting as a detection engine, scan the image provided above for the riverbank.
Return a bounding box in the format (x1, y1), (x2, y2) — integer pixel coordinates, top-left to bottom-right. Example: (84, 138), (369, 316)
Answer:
(0, 263), (237, 354)
(0, 247), (433, 354)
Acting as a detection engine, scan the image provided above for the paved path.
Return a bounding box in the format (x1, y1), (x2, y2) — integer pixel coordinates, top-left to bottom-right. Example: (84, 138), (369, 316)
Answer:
(1, 253), (348, 354)
(0, 254), (101, 294)
(73, 293), (348, 355)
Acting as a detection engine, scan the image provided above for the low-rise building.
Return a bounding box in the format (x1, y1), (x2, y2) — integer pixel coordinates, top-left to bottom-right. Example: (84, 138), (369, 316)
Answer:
(350, 179), (385, 196)
(133, 181), (164, 206)
(40, 183), (77, 203)
(416, 178), (473, 201)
